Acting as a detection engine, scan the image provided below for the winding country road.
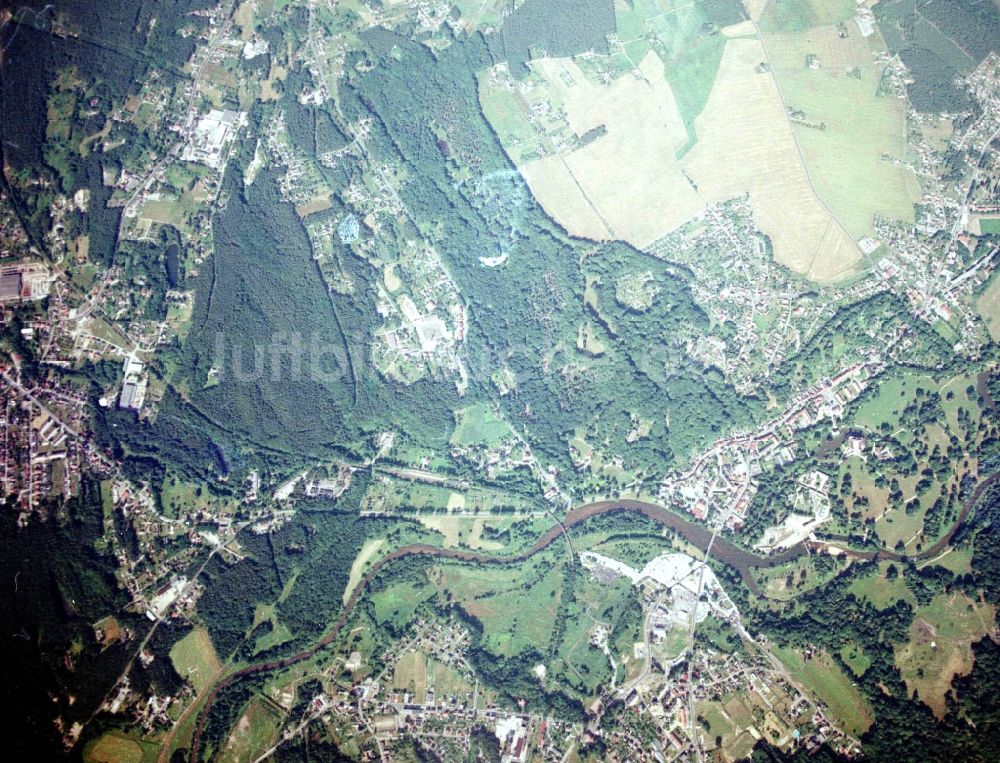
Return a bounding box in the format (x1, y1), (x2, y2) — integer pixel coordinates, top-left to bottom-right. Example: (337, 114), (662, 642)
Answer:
(187, 481), (1000, 761)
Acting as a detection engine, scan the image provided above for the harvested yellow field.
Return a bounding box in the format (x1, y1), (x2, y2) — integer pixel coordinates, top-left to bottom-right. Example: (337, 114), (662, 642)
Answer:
(743, 0), (769, 21)
(764, 26), (920, 238)
(518, 52), (705, 248)
(85, 732), (143, 763)
(344, 538), (386, 604)
(295, 195), (332, 218)
(501, 37), (865, 280)
(681, 37), (861, 281)
(722, 20), (756, 37)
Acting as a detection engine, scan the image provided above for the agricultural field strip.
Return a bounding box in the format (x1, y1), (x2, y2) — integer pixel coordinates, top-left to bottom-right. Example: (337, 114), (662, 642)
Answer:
(747, 14), (864, 276)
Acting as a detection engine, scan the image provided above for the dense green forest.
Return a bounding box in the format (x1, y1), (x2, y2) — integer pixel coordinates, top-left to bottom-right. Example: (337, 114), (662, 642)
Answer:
(343, 29), (761, 469)
(496, 0), (616, 76)
(0, 480), (141, 757)
(0, 2), (213, 257)
(874, 0), (1000, 113)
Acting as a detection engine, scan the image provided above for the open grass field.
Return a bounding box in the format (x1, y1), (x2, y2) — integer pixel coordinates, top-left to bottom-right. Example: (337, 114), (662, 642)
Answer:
(161, 475), (239, 520)
(681, 37), (860, 281)
(848, 561), (915, 610)
(432, 556), (564, 657)
(976, 269), (1000, 342)
(218, 696), (284, 763)
(450, 0), (504, 32)
(940, 371), (982, 438)
(775, 646), (872, 736)
(137, 196), (187, 227)
(253, 620), (293, 656)
(517, 52), (703, 248)
(361, 476), (534, 516)
(590, 535), (669, 568)
(760, 0), (856, 33)
(919, 544), (974, 576)
(371, 580), (436, 629)
(854, 372), (923, 431)
(722, 693), (756, 728)
(482, 12), (867, 282)
(477, 62), (566, 163)
(874, 481), (931, 550)
(392, 650), (428, 702)
(412, 514), (509, 551)
(840, 643), (872, 677)
(753, 553), (847, 600)
(764, 26), (919, 238)
(344, 538), (386, 604)
(169, 627), (222, 693)
(610, 0), (729, 141)
(895, 592), (996, 717)
(697, 700), (737, 743)
(450, 403), (511, 446)
(84, 731), (157, 763)
(428, 657), (474, 696)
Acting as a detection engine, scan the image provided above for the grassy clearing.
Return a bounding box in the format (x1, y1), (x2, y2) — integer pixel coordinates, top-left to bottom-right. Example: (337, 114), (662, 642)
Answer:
(170, 627), (222, 692)
(875, 494), (927, 550)
(362, 476), (533, 516)
(976, 269), (1000, 342)
(854, 372), (923, 430)
(84, 732), (149, 763)
(451, 403), (510, 446)
(840, 643), (872, 677)
(895, 592), (996, 717)
(940, 371), (981, 439)
(392, 650), (428, 702)
(429, 657), (474, 696)
(848, 561), (915, 610)
(477, 77), (541, 164)
(765, 26), (917, 238)
(218, 696), (284, 763)
(253, 620), (293, 656)
(371, 580), (436, 630)
(612, 0), (728, 140)
(760, 0), (856, 33)
(753, 553), (848, 600)
(775, 646), (872, 735)
(697, 700), (737, 743)
(344, 538), (386, 604)
(413, 515), (509, 551)
(434, 556), (564, 657)
(919, 544), (973, 576)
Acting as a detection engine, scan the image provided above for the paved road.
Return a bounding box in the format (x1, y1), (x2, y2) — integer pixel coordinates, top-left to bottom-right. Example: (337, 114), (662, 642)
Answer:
(186, 475), (1000, 761)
